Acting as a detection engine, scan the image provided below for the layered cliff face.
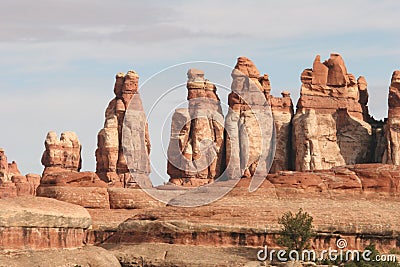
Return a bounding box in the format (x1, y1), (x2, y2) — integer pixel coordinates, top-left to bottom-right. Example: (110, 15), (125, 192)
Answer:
(0, 196), (92, 250)
(96, 71), (151, 188)
(293, 54), (373, 171)
(383, 70), (400, 165)
(167, 69), (224, 186)
(0, 148), (40, 198)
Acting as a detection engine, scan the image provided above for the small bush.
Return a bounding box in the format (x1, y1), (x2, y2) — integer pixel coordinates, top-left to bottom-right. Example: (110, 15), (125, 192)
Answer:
(276, 208), (315, 252)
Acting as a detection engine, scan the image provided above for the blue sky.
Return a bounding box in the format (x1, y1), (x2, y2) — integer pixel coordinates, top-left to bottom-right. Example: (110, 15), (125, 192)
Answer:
(0, 0), (399, 184)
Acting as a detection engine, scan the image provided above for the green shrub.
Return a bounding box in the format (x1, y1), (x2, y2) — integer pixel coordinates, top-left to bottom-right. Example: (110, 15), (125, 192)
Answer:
(276, 208), (315, 252)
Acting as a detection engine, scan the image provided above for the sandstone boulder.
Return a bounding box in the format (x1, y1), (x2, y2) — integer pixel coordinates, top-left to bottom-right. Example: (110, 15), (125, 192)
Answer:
(40, 167), (106, 187)
(348, 164), (400, 196)
(311, 54), (328, 85)
(107, 187), (166, 209)
(326, 53), (349, 87)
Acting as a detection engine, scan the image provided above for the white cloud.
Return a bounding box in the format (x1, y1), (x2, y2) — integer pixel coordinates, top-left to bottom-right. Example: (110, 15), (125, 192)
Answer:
(2, 1), (398, 45)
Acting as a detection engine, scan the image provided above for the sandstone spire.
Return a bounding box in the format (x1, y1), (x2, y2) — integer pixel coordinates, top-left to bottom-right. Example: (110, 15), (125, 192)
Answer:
(95, 71), (152, 188)
(167, 68), (224, 186)
(224, 57), (274, 179)
(383, 70), (400, 165)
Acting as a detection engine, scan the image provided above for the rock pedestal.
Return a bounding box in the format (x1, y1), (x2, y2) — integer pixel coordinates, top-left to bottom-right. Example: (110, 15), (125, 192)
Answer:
(167, 69), (224, 186)
(293, 54), (373, 171)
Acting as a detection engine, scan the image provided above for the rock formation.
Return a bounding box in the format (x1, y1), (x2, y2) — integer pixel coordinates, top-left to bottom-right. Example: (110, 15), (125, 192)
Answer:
(40, 131), (104, 186)
(293, 53), (373, 171)
(96, 71), (152, 188)
(166, 59), (294, 184)
(41, 131), (81, 173)
(257, 72), (295, 173)
(0, 148), (40, 198)
(357, 76), (370, 122)
(38, 132), (109, 208)
(224, 57), (274, 179)
(268, 91), (294, 172)
(383, 70), (400, 165)
(167, 69), (224, 186)
(0, 149), (8, 181)
(267, 164), (400, 198)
